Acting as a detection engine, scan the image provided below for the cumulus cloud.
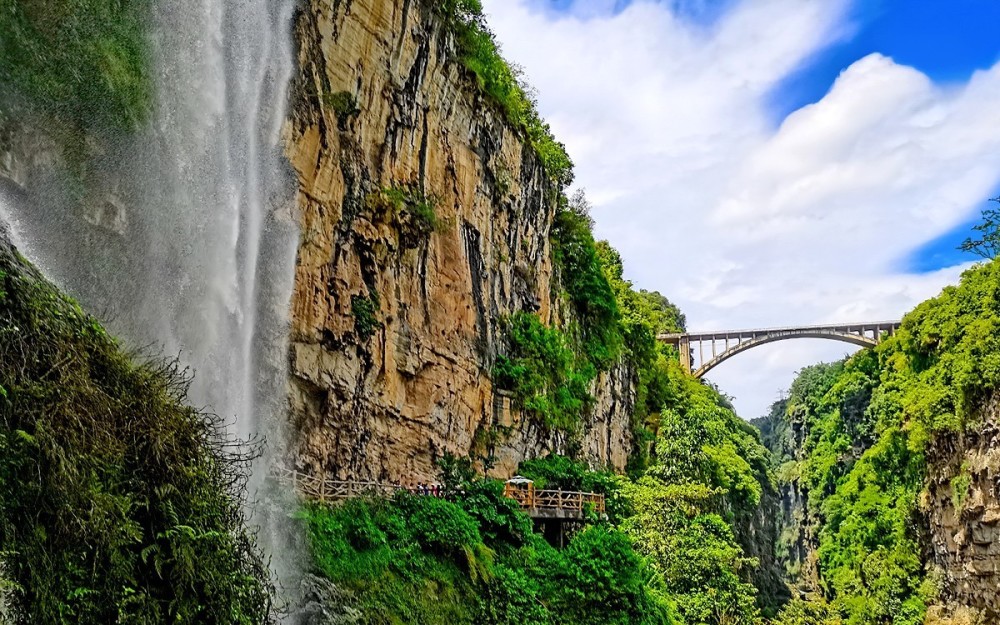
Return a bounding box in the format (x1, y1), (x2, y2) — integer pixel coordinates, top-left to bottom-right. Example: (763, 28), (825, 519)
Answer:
(482, 0), (1000, 418)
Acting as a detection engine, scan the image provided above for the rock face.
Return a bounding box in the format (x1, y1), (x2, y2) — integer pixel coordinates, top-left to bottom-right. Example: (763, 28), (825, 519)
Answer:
(925, 396), (1000, 620)
(752, 404), (825, 600)
(282, 0), (633, 483)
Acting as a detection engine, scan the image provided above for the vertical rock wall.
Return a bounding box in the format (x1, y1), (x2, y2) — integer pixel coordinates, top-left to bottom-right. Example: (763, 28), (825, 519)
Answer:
(925, 396), (1000, 620)
(283, 0), (633, 482)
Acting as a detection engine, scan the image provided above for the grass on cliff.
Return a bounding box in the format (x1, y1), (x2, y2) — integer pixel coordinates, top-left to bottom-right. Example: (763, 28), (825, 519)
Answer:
(0, 244), (271, 624)
(0, 0), (153, 130)
(437, 0), (574, 187)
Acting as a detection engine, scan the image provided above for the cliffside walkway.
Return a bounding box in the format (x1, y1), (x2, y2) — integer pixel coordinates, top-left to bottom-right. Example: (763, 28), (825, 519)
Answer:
(276, 468), (605, 521)
(659, 321), (901, 378)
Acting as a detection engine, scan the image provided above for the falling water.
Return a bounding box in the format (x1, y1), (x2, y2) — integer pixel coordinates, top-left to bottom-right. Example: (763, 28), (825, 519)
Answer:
(0, 0), (303, 613)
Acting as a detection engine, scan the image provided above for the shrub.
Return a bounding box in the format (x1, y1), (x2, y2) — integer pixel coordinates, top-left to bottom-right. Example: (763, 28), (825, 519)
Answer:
(493, 312), (594, 431)
(0, 0), (152, 130)
(352, 293), (381, 341)
(541, 526), (673, 625)
(519, 454), (591, 490)
(365, 185), (439, 245)
(951, 465), (972, 511)
(323, 90), (360, 120)
(455, 480), (534, 548)
(303, 498), (478, 624)
(772, 600), (842, 625)
(400, 495), (483, 559)
(477, 564), (550, 625)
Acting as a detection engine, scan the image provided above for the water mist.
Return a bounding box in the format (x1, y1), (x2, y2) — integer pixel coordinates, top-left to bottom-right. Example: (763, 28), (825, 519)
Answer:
(0, 0), (304, 615)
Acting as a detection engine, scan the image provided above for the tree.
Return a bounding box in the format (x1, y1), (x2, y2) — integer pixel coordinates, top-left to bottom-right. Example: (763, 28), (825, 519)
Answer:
(567, 189), (595, 228)
(958, 197), (1000, 260)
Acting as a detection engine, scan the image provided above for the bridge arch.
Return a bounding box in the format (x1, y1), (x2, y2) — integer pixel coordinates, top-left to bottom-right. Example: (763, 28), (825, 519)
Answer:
(659, 322), (900, 378)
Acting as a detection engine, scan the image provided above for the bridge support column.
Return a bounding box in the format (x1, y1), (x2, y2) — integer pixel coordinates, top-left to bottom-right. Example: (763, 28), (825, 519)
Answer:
(679, 337), (692, 375)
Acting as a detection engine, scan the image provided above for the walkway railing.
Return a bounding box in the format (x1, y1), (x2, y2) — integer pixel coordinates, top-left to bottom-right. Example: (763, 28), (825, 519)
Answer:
(502, 483), (606, 515)
(274, 468), (605, 516)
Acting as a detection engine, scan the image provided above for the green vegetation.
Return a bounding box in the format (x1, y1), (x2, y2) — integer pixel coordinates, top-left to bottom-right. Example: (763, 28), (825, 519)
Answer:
(517, 454), (628, 521)
(494, 191), (630, 434)
(352, 292), (381, 341)
(959, 197), (1000, 259)
(0, 244), (270, 623)
(303, 476), (672, 625)
(518, 454), (617, 493)
(594, 235), (687, 475)
(761, 258), (1000, 624)
(620, 360), (778, 624)
(771, 600), (841, 625)
(436, 0), (574, 186)
(951, 463), (971, 511)
(503, 370), (778, 625)
(552, 193), (623, 370)
(366, 185), (440, 245)
(314, 298), (782, 625)
(494, 187), (690, 459)
(323, 90), (361, 121)
(493, 312), (594, 431)
(0, 0), (152, 130)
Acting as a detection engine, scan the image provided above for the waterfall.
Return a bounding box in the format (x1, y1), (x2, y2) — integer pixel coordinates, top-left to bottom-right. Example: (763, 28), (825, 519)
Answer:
(0, 0), (303, 614)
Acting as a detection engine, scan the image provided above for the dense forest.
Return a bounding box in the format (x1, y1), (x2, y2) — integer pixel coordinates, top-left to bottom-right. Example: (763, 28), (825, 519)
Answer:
(754, 255), (1000, 625)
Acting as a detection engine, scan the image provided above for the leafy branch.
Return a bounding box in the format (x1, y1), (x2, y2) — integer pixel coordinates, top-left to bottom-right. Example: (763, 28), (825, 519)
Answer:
(959, 197), (1000, 260)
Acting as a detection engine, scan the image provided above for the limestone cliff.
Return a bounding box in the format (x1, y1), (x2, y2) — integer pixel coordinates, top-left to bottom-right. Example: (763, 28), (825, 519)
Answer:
(282, 0), (634, 483)
(752, 403), (825, 600)
(924, 395), (1000, 621)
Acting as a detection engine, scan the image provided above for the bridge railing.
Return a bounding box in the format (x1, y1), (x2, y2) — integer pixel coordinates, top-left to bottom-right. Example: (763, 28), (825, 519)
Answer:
(274, 468), (605, 515)
(534, 489), (606, 514)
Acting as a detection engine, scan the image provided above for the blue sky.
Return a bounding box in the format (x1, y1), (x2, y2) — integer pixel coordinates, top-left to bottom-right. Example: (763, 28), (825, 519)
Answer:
(772, 0), (1000, 273)
(485, 0), (1000, 417)
(771, 0), (1000, 120)
(531, 0), (1000, 272)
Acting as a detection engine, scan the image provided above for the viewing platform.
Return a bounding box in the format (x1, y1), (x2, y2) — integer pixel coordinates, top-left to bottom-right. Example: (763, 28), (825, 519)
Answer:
(276, 469), (605, 521)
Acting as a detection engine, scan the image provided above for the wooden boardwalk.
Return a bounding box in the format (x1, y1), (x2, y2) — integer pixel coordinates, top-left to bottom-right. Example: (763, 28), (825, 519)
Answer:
(275, 468), (605, 520)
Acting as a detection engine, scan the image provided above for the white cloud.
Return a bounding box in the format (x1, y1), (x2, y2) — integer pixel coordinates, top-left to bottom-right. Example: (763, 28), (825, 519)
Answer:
(482, 0), (1000, 419)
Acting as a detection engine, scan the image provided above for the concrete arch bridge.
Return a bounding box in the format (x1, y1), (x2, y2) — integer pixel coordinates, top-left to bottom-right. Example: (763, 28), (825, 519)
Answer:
(658, 321), (901, 379)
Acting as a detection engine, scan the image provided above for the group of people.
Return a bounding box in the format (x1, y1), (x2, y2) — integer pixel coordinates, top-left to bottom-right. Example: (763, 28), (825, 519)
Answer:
(391, 481), (454, 497)
(413, 482), (447, 496)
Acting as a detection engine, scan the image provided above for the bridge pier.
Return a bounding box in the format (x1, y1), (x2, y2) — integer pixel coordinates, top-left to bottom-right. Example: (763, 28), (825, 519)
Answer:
(678, 336), (692, 375)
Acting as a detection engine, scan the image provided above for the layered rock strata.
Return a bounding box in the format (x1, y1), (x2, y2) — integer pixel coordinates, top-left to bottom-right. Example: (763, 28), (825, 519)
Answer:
(283, 0), (633, 482)
(925, 397), (1000, 620)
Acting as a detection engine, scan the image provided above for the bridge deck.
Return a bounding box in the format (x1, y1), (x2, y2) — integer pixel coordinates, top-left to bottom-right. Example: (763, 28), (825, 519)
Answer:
(658, 320), (901, 342)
